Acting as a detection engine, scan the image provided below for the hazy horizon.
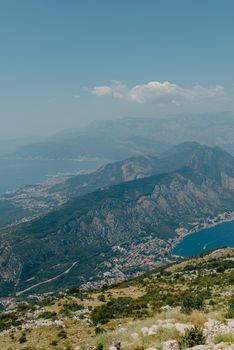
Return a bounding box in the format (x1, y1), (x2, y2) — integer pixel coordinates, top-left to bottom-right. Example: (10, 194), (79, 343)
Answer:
(1, 0), (234, 139)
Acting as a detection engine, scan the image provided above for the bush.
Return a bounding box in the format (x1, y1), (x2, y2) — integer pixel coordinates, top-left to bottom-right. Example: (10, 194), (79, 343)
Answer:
(67, 288), (84, 300)
(214, 333), (234, 344)
(96, 344), (104, 350)
(38, 297), (55, 307)
(181, 295), (204, 314)
(50, 340), (59, 346)
(19, 335), (27, 343)
(226, 297), (234, 318)
(91, 297), (148, 325)
(38, 311), (57, 320)
(95, 325), (104, 334)
(97, 294), (106, 302)
(0, 312), (21, 332)
(60, 302), (85, 317)
(57, 329), (67, 339)
(178, 326), (206, 349)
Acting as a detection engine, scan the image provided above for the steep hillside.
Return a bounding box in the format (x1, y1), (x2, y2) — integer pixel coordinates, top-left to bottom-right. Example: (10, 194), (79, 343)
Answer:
(0, 248), (233, 349)
(1, 156), (234, 296)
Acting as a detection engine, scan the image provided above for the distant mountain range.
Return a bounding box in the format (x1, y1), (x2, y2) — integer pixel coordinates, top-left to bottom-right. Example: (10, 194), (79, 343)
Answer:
(1, 142), (234, 296)
(14, 112), (234, 160)
(2, 141), (234, 228)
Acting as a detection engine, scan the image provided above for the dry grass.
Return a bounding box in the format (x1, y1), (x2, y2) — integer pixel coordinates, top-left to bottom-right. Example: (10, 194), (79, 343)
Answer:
(0, 304), (225, 350)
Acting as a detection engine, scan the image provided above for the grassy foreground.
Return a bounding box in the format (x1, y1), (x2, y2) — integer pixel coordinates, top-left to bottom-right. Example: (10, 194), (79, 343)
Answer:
(0, 248), (233, 349)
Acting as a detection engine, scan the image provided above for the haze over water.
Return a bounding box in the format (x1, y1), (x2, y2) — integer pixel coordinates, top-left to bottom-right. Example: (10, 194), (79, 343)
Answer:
(0, 158), (105, 195)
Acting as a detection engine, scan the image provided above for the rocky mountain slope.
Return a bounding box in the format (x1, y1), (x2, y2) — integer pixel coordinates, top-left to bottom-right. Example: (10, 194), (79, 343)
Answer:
(1, 143), (234, 296)
(2, 142), (234, 229)
(0, 248), (233, 349)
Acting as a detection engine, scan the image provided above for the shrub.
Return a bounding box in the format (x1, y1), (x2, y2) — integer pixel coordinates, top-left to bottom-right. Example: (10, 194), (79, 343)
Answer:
(95, 325), (104, 334)
(96, 344), (104, 350)
(38, 297), (55, 307)
(66, 288), (84, 300)
(226, 297), (234, 318)
(178, 326), (206, 349)
(60, 302), (85, 317)
(38, 311), (57, 320)
(91, 297), (148, 325)
(181, 295), (204, 314)
(0, 312), (21, 332)
(57, 329), (67, 339)
(98, 294), (106, 303)
(19, 335), (27, 343)
(214, 333), (234, 344)
(50, 340), (59, 346)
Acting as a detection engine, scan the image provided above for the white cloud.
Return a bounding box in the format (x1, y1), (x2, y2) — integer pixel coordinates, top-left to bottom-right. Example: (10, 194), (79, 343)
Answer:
(91, 85), (112, 96)
(90, 80), (224, 104)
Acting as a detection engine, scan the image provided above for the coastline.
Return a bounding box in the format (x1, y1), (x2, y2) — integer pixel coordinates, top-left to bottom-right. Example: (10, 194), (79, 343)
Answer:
(168, 211), (234, 256)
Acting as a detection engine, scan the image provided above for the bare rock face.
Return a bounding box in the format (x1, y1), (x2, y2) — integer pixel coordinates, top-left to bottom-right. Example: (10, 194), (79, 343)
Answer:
(162, 340), (179, 350)
(0, 242), (21, 283)
(203, 318), (234, 345)
(109, 341), (121, 350)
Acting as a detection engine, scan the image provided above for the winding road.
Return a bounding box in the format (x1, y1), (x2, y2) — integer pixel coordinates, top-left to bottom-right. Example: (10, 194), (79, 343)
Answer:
(16, 261), (78, 296)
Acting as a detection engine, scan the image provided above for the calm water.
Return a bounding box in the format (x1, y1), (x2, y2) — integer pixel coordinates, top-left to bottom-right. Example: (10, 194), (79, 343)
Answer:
(172, 219), (234, 257)
(0, 158), (105, 195)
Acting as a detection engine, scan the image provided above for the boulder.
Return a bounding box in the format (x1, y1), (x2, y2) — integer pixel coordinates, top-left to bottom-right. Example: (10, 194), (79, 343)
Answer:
(109, 341), (121, 350)
(141, 326), (149, 335)
(174, 322), (193, 335)
(148, 324), (158, 335)
(163, 340), (179, 350)
(131, 332), (139, 339)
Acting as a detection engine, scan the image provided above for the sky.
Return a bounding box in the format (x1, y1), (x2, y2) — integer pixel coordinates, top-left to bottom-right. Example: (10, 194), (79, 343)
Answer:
(0, 0), (234, 139)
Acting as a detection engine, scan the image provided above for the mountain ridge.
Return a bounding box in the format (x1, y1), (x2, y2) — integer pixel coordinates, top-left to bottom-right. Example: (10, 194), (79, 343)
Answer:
(2, 141), (234, 230)
(1, 143), (234, 296)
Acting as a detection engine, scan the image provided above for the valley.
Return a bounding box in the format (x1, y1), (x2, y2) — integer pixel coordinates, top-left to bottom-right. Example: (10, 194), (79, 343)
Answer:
(1, 3), (234, 348)
(1, 142), (234, 297)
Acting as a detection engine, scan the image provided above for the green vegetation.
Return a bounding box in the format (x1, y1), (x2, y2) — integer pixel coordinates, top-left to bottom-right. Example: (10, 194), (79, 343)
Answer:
(60, 302), (85, 317)
(96, 343), (104, 350)
(178, 327), (206, 349)
(0, 248), (233, 349)
(19, 333), (27, 344)
(38, 311), (57, 320)
(91, 297), (148, 325)
(0, 312), (21, 332)
(2, 143), (234, 297)
(57, 329), (67, 339)
(226, 297), (234, 318)
(97, 294), (106, 303)
(181, 295), (204, 314)
(214, 333), (234, 344)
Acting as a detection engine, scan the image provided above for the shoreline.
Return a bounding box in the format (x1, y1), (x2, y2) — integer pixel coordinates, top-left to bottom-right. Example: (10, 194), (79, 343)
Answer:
(168, 211), (234, 256)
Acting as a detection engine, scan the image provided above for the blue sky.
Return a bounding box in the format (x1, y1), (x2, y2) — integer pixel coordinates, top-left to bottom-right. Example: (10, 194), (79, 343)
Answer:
(0, 0), (234, 138)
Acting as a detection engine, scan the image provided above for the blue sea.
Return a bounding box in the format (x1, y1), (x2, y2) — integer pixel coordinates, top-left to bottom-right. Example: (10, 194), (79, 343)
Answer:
(0, 158), (105, 195)
(172, 219), (234, 257)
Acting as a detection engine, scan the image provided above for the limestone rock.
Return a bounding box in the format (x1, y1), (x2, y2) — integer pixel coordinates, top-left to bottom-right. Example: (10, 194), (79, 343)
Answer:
(163, 340), (179, 350)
